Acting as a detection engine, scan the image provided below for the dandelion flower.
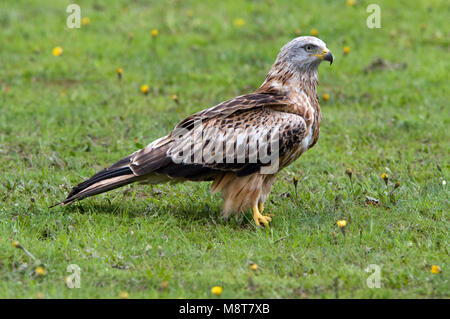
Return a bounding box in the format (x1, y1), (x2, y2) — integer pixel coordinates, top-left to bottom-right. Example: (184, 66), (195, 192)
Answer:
(52, 46), (63, 56)
(119, 291), (129, 299)
(343, 46), (350, 55)
(171, 94), (179, 102)
(293, 176), (299, 199)
(310, 28), (318, 36)
(431, 265), (441, 274)
(211, 286), (223, 296)
(151, 29), (159, 37)
(346, 0), (356, 6)
(323, 93), (329, 101)
(345, 168), (353, 177)
(337, 220), (347, 228)
(233, 18), (246, 27)
(250, 263), (258, 271)
(117, 67), (123, 80)
(81, 17), (90, 26)
(140, 84), (149, 95)
(381, 173), (389, 185)
(35, 266), (46, 276)
(13, 241), (21, 248)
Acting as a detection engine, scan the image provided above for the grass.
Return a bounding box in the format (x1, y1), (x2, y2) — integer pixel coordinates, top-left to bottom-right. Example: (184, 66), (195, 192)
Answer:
(0, 0), (448, 298)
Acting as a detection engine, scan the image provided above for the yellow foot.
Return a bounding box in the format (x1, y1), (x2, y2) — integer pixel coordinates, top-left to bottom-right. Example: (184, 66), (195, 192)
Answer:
(252, 204), (273, 227)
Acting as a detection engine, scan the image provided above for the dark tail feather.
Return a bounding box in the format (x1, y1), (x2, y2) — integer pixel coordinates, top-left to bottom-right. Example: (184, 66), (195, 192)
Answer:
(53, 157), (139, 206)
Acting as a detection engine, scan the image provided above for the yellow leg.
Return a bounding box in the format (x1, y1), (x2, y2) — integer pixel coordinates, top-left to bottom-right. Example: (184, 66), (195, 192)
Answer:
(252, 204), (272, 227)
(258, 202), (264, 213)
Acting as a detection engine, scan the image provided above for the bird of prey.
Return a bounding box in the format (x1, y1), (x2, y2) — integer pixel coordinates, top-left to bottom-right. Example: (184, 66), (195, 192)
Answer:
(59, 36), (333, 227)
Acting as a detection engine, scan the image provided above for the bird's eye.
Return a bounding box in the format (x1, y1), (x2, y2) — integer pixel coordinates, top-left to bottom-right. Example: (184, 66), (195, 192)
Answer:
(305, 45), (314, 52)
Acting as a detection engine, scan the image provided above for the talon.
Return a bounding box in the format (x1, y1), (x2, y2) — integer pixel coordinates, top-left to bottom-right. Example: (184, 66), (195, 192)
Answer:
(258, 203), (274, 217)
(252, 204), (272, 227)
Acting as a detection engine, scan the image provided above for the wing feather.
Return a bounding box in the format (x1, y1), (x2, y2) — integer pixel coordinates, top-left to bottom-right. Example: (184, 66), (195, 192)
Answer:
(166, 108), (307, 176)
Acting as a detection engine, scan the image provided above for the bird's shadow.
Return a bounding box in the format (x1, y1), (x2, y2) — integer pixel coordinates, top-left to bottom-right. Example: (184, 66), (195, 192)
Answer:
(60, 198), (256, 229)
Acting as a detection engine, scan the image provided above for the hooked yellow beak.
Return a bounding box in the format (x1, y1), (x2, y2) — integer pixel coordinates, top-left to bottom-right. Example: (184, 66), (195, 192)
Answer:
(312, 49), (334, 65)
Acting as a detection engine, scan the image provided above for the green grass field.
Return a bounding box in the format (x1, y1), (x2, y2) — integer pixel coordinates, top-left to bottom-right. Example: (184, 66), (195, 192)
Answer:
(0, 0), (448, 298)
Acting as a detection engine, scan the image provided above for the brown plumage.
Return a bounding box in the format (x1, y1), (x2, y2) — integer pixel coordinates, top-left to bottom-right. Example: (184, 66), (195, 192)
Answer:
(58, 36), (333, 227)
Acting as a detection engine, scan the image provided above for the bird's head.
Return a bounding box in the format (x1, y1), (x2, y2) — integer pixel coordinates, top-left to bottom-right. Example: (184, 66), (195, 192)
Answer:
(277, 36), (333, 72)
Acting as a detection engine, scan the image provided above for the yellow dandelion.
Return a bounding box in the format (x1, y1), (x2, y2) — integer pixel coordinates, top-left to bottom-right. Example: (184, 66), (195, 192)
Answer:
(233, 18), (246, 27)
(151, 29), (159, 37)
(52, 46), (63, 57)
(250, 263), (258, 271)
(35, 266), (46, 276)
(346, 0), (356, 6)
(381, 173), (389, 185)
(211, 286), (223, 296)
(140, 84), (149, 95)
(337, 220), (347, 228)
(323, 93), (329, 101)
(431, 265), (441, 274)
(171, 94), (179, 102)
(310, 28), (318, 36)
(117, 67), (123, 80)
(119, 291), (129, 299)
(343, 46), (350, 55)
(13, 241), (21, 248)
(345, 168), (353, 176)
(81, 17), (90, 26)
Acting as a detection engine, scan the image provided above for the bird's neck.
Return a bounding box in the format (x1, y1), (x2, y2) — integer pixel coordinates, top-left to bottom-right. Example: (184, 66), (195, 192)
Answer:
(257, 61), (321, 128)
(257, 62), (319, 100)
